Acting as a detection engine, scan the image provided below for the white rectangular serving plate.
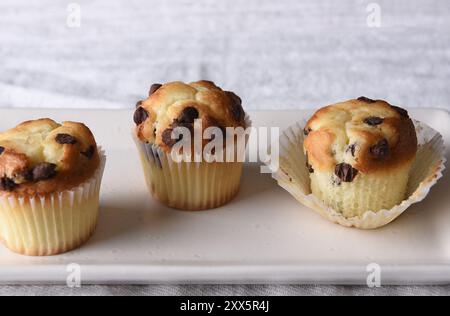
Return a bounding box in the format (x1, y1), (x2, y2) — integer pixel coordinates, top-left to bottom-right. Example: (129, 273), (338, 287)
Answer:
(0, 108), (449, 285)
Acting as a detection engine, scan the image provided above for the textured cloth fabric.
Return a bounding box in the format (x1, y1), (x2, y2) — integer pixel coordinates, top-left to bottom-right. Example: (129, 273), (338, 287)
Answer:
(0, 0), (449, 296)
(1, 0), (449, 111)
(1, 285), (450, 296)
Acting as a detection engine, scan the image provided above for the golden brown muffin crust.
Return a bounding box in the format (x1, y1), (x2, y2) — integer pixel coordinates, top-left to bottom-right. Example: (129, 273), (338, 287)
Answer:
(134, 81), (246, 152)
(304, 97), (418, 175)
(0, 119), (100, 196)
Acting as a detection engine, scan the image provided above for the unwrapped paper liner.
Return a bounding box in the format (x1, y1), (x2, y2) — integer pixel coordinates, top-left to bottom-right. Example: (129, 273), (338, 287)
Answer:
(0, 150), (106, 256)
(271, 121), (446, 229)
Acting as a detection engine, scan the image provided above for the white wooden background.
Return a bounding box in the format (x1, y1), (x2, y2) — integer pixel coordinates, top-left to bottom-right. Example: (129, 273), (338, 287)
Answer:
(1, 0), (449, 295)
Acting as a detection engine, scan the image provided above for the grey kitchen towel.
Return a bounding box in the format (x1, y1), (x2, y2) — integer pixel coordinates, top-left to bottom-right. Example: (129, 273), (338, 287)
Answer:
(1, 285), (450, 296)
(1, 0), (449, 111)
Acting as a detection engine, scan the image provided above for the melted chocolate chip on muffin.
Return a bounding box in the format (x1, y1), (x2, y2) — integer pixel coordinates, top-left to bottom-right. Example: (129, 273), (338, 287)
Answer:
(357, 96), (376, 103)
(32, 163), (57, 182)
(134, 107), (149, 125)
(335, 163), (359, 182)
(56, 133), (77, 145)
(370, 139), (390, 158)
(306, 161), (314, 174)
(391, 105), (409, 118)
(162, 128), (180, 147)
(304, 127), (312, 136)
(149, 83), (162, 96)
(227, 91), (244, 121)
(364, 117), (384, 126)
(81, 146), (96, 159)
(177, 107), (199, 124)
(0, 176), (17, 191)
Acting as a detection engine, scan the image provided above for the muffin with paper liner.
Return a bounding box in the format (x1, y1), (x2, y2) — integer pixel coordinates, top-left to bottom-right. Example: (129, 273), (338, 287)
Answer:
(272, 97), (446, 229)
(0, 119), (106, 256)
(133, 81), (250, 211)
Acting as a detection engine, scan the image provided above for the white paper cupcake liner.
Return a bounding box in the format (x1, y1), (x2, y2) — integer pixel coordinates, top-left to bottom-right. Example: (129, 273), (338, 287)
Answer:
(271, 121), (446, 229)
(134, 116), (252, 211)
(0, 150), (106, 256)
(135, 141), (244, 211)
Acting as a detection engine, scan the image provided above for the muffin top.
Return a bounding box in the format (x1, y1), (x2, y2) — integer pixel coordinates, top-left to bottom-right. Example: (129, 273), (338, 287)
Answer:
(303, 97), (417, 180)
(134, 81), (246, 152)
(0, 119), (100, 195)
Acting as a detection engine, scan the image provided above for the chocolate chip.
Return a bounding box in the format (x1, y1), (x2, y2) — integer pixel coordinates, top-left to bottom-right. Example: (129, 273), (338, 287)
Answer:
(149, 83), (162, 96)
(347, 144), (356, 157)
(56, 134), (77, 145)
(32, 163), (57, 182)
(163, 107), (201, 146)
(19, 170), (33, 182)
(81, 146), (96, 159)
(231, 103), (245, 122)
(165, 119), (194, 147)
(162, 128), (180, 147)
(227, 92), (244, 121)
(305, 154), (314, 173)
(357, 96), (376, 103)
(370, 139), (389, 158)
(134, 106), (149, 125)
(0, 146), (4, 155)
(304, 127), (312, 136)
(391, 105), (409, 118)
(0, 177), (17, 191)
(178, 107), (199, 124)
(364, 117), (384, 126)
(335, 163), (359, 183)
(135, 100), (143, 108)
(228, 91), (242, 105)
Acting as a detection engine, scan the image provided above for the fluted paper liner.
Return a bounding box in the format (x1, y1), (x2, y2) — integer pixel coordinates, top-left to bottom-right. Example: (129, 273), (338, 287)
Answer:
(134, 117), (251, 211)
(0, 150), (106, 256)
(271, 121), (446, 229)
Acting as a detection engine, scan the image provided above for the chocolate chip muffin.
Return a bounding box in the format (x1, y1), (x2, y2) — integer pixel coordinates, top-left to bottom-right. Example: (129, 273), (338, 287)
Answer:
(303, 97), (418, 217)
(133, 81), (248, 211)
(0, 119), (106, 256)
